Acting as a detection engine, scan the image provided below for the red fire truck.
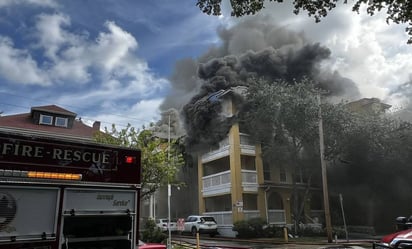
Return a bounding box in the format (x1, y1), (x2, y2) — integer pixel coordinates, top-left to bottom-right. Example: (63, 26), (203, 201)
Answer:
(0, 128), (141, 249)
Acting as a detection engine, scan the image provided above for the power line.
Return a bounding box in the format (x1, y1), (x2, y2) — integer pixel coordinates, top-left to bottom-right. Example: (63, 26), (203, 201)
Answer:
(0, 101), (156, 129)
(0, 92), (155, 124)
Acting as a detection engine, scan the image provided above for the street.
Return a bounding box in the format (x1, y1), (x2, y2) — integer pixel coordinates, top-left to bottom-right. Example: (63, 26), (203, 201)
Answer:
(172, 236), (373, 249)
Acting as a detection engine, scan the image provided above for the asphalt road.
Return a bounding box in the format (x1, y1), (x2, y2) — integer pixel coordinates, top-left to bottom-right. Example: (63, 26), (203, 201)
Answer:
(173, 237), (373, 249)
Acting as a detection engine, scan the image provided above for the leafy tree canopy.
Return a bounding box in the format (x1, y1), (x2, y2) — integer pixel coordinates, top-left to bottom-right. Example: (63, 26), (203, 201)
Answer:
(94, 124), (185, 199)
(196, 0), (412, 43)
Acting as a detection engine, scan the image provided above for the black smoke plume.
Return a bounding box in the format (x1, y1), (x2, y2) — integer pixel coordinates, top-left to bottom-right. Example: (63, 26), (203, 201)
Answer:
(160, 16), (360, 150)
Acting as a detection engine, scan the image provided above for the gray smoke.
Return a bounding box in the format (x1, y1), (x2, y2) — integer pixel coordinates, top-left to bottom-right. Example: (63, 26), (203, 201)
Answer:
(160, 16), (361, 149)
(389, 78), (412, 122)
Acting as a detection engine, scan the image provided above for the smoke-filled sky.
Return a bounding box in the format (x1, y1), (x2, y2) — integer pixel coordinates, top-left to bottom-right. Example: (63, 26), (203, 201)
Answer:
(0, 0), (411, 130)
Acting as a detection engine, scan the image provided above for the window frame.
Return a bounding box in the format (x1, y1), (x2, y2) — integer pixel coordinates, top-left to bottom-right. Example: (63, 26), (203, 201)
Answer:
(55, 116), (68, 128)
(279, 165), (287, 183)
(39, 114), (53, 125)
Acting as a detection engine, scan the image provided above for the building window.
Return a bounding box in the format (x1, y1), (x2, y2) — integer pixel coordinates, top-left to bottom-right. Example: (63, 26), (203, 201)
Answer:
(55, 117), (68, 127)
(293, 167), (305, 184)
(279, 166), (287, 183)
(39, 114), (53, 125)
(263, 164), (271, 181)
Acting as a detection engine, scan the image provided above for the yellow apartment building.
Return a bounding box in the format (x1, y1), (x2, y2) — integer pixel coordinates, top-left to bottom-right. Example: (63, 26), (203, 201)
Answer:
(196, 87), (324, 236)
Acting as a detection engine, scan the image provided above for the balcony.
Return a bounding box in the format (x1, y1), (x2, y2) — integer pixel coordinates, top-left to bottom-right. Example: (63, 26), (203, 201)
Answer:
(202, 170), (258, 197)
(202, 171), (231, 196)
(268, 209), (286, 224)
(239, 134), (256, 155)
(241, 170), (259, 192)
(204, 209), (286, 225)
(201, 134), (256, 163)
(201, 144), (230, 163)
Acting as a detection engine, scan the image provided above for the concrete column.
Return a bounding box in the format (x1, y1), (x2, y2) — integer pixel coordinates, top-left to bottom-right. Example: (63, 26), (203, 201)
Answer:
(198, 153), (205, 214)
(255, 144), (267, 221)
(229, 123), (243, 222)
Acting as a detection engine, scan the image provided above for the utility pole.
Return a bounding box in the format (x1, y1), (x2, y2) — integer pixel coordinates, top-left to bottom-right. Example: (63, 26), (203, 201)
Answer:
(339, 193), (349, 242)
(167, 113), (172, 249)
(317, 93), (333, 243)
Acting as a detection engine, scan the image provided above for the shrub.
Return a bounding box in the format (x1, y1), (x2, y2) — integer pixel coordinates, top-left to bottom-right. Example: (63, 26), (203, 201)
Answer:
(141, 218), (167, 243)
(233, 220), (253, 238)
(263, 224), (284, 238)
(233, 218), (268, 238)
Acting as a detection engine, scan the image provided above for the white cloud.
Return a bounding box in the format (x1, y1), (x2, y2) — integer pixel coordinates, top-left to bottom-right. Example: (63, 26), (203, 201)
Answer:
(85, 98), (163, 130)
(34, 13), (77, 60)
(29, 12), (169, 97)
(0, 8), (169, 129)
(258, 2), (412, 104)
(0, 36), (48, 84)
(0, 0), (57, 8)
(92, 21), (138, 71)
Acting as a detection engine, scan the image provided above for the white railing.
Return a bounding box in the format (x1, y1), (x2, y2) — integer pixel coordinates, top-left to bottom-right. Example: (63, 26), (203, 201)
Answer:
(203, 210), (286, 225)
(201, 134), (257, 162)
(201, 145), (230, 163)
(202, 171), (231, 196)
(240, 134), (256, 155)
(202, 170), (258, 195)
(241, 170), (258, 192)
(239, 134), (254, 146)
(243, 210), (260, 221)
(268, 209), (286, 224)
(204, 211), (233, 225)
(241, 170), (257, 183)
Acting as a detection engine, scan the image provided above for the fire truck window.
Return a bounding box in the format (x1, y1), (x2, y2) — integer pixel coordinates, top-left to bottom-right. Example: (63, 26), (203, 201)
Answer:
(63, 215), (132, 237)
(62, 240), (131, 249)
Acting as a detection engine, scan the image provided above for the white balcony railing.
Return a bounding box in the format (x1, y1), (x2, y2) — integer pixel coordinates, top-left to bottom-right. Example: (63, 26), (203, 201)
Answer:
(204, 210), (286, 225)
(243, 210), (260, 221)
(268, 209), (286, 224)
(201, 145), (230, 163)
(202, 171), (231, 196)
(240, 134), (256, 155)
(204, 211), (233, 225)
(202, 170), (258, 196)
(241, 170), (258, 192)
(201, 134), (257, 163)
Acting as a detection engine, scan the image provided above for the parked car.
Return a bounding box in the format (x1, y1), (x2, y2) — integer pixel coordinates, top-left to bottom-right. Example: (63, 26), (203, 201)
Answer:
(183, 215), (218, 237)
(374, 216), (412, 248)
(373, 228), (412, 248)
(156, 218), (177, 232)
(138, 240), (166, 249)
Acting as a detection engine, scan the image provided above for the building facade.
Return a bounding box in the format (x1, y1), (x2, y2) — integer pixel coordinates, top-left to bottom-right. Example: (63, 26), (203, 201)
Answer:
(196, 89), (324, 236)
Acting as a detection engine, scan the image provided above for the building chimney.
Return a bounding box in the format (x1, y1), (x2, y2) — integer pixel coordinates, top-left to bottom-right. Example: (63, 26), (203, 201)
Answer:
(93, 121), (101, 131)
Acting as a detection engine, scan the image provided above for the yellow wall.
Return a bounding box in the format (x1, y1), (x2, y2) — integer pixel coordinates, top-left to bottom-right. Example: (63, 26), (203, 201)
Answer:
(228, 123), (244, 221)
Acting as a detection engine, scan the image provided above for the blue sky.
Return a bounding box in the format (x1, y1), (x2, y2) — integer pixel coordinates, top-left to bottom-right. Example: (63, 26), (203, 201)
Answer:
(0, 0), (411, 130)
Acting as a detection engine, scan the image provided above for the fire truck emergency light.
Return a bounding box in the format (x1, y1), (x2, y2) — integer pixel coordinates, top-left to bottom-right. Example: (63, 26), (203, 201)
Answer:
(124, 156), (136, 164)
(28, 171), (82, 180)
(0, 169), (82, 181)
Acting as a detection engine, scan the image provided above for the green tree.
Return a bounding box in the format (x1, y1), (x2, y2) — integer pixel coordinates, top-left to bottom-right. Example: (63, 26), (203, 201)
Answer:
(239, 77), (354, 232)
(94, 124), (185, 199)
(239, 77), (412, 232)
(196, 0), (412, 43)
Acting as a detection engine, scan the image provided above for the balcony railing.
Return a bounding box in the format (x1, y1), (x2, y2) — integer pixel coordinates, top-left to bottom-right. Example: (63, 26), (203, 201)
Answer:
(204, 210), (286, 225)
(204, 211), (233, 225)
(243, 210), (260, 221)
(240, 134), (256, 155)
(202, 170), (258, 196)
(201, 134), (257, 163)
(202, 171), (231, 196)
(201, 145), (230, 163)
(241, 170), (258, 192)
(268, 209), (286, 224)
